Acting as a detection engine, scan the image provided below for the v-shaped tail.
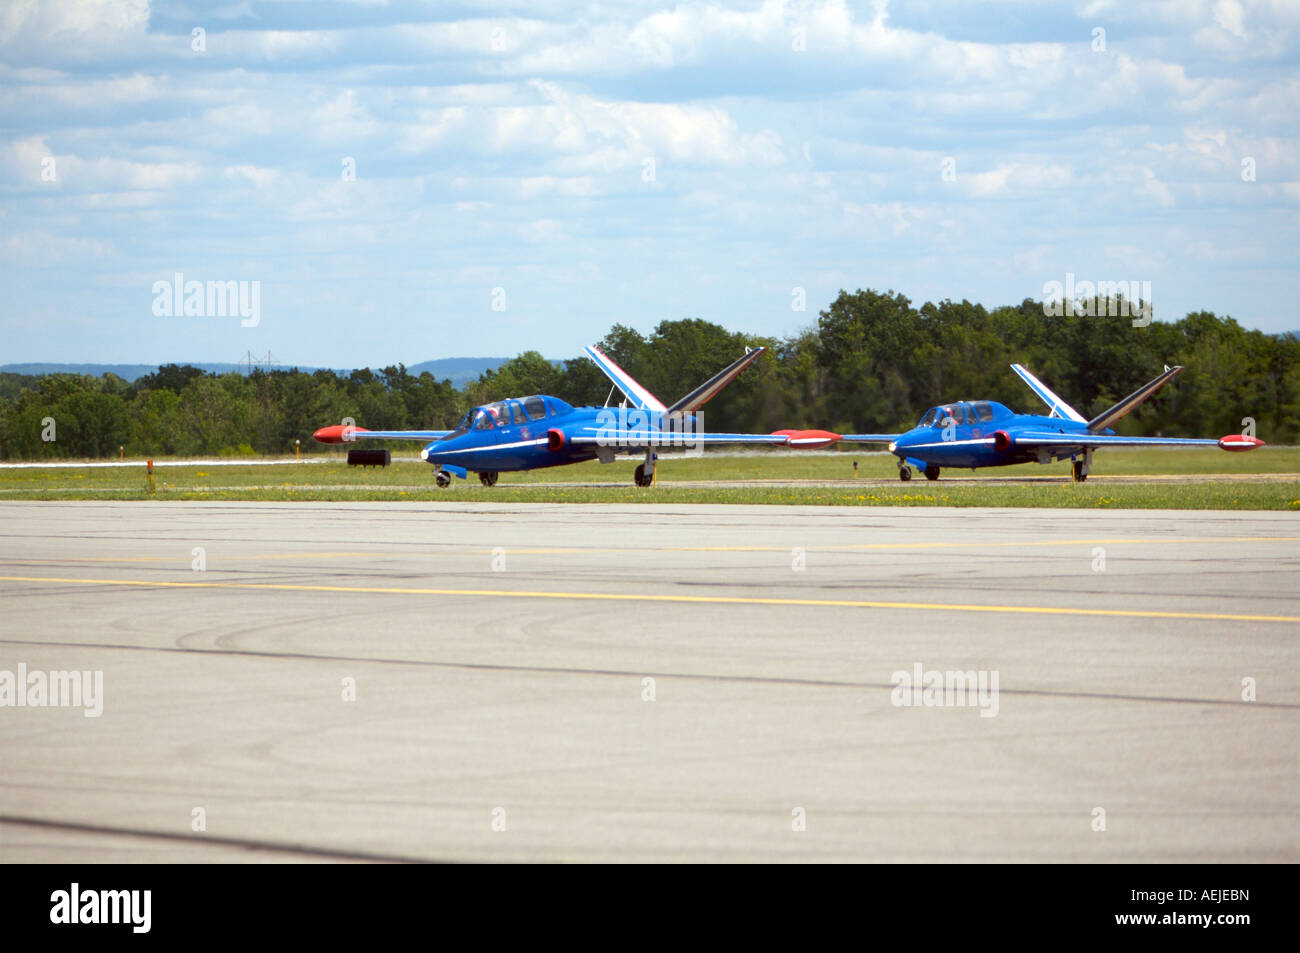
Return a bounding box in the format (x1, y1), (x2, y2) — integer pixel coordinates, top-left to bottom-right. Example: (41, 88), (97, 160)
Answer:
(584, 344), (766, 415)
(667, 346), (766, 413)
(1010, 364), (1086, 422)
(583, 346), (667, 412)
(1087, 365), (1183, 432)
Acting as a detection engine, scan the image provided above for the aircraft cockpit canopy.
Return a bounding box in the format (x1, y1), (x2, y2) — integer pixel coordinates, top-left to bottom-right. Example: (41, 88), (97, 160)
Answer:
(919, 405), (964, 427)
(918, 400), (1000, 428)
(450, 396), (573, 435)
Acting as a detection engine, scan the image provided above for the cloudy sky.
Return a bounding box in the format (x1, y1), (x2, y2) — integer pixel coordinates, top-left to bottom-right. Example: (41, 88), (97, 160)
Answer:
(1, 0), (1296, 368)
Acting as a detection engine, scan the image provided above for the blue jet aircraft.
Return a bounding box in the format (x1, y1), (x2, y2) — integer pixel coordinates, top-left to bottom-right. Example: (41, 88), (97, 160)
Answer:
(835, 363), (1263, 482)
(314, 345), (838, 486)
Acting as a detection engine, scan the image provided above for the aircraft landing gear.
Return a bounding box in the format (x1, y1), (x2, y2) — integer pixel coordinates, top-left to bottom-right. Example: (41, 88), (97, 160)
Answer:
(925, 464), (941, 481)
(634, 450), (656, 487)
(435, 471), (452, 488)
(479, 471), (498, 487)
(898, 466), (912, 482)
(1072, 449), (1093, 483)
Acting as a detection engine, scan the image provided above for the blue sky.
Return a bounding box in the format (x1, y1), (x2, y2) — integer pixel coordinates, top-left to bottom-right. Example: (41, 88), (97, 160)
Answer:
(2, 0), (1296, 367)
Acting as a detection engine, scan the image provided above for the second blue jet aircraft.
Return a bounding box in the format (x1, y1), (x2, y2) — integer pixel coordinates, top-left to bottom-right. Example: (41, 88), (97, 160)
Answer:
(836, 363), (1262, 482)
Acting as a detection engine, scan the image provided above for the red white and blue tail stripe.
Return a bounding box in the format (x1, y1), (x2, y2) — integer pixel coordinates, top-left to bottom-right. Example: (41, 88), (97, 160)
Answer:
(583, 346), (667, 412)
(1010, 364), (1087, 422)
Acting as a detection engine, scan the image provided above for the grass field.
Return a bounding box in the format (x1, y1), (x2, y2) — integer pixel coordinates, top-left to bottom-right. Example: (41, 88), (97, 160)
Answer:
(0, 447), (1295, 508)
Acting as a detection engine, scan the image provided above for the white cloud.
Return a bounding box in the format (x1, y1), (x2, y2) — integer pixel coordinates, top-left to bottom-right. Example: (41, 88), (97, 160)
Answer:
(1138, 167), (1176, 207)
(518, 218), (565, 242)
(223, 164), (276, 189)
(393, 81), (786, 171)
(1213, 0), (1248, 38)
(0, 229), (113, 266)
(0, 0), (149, 44)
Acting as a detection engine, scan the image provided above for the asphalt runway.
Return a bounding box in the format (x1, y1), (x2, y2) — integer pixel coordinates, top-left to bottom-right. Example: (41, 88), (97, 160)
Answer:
(1, 501), (1297, 862)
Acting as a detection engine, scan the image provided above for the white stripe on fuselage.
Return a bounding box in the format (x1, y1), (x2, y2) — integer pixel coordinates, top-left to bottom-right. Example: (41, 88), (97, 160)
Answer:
(903, 437), (998, 451)
(432, 437), (549, 455)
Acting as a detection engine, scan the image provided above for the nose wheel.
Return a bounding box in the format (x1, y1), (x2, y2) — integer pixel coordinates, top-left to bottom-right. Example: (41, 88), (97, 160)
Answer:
(435, 471), (452, 488)
(898, 466), (912, 481)
(479, 471), (499, 487)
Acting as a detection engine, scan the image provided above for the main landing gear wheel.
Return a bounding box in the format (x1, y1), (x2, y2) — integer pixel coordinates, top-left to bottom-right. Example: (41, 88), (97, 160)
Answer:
(634, 464), (653, 487)
(435, 471), (452, 488)
(924, 464), (941, 481)
(1072, 460), (1088, 483)
(479, 471), (499, 487)
(898, 466), (912, 482)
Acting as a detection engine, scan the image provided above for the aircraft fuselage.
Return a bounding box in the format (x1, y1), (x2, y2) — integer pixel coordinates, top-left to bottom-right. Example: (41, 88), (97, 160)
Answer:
(889, 401), (1103, 470)
(419, 397), (628, 474)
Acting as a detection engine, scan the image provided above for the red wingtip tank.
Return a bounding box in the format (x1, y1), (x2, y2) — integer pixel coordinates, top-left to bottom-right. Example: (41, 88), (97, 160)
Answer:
(772, 429), (842, 450)
(313, 424), (370, 444)
(1217, 434), (1264, 452)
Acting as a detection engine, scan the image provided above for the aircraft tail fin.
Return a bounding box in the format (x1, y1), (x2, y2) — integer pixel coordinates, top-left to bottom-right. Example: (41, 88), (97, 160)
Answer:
(1010, 364), (1087, 422)
(666, 346), (767, 414)
(583, 346), (667, 413)
(1086, 364), (1183, 432)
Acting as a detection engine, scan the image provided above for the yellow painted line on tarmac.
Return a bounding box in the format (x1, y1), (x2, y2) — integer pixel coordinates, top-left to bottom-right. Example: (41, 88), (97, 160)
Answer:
(1, 574), (1297, 624)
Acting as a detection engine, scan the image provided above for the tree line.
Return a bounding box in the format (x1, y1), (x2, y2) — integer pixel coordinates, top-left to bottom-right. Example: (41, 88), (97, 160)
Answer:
(2, 289), (1296, 459)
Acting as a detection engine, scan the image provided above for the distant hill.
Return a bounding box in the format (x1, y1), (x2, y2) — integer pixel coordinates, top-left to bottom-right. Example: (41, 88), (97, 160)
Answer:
(0, 362), (324, 379)
(1, 363), (168, 380)
(0, 357), (515, 388)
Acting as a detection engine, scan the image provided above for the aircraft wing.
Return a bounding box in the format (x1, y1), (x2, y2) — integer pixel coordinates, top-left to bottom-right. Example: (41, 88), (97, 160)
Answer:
(837, 433), (902, 444)
(313, 425), (453, 444)
(1006, 430), (1263, 451)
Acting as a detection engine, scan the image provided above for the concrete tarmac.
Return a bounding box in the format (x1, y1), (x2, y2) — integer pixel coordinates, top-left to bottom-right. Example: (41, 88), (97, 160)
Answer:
(1, 501), (1297, 862)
